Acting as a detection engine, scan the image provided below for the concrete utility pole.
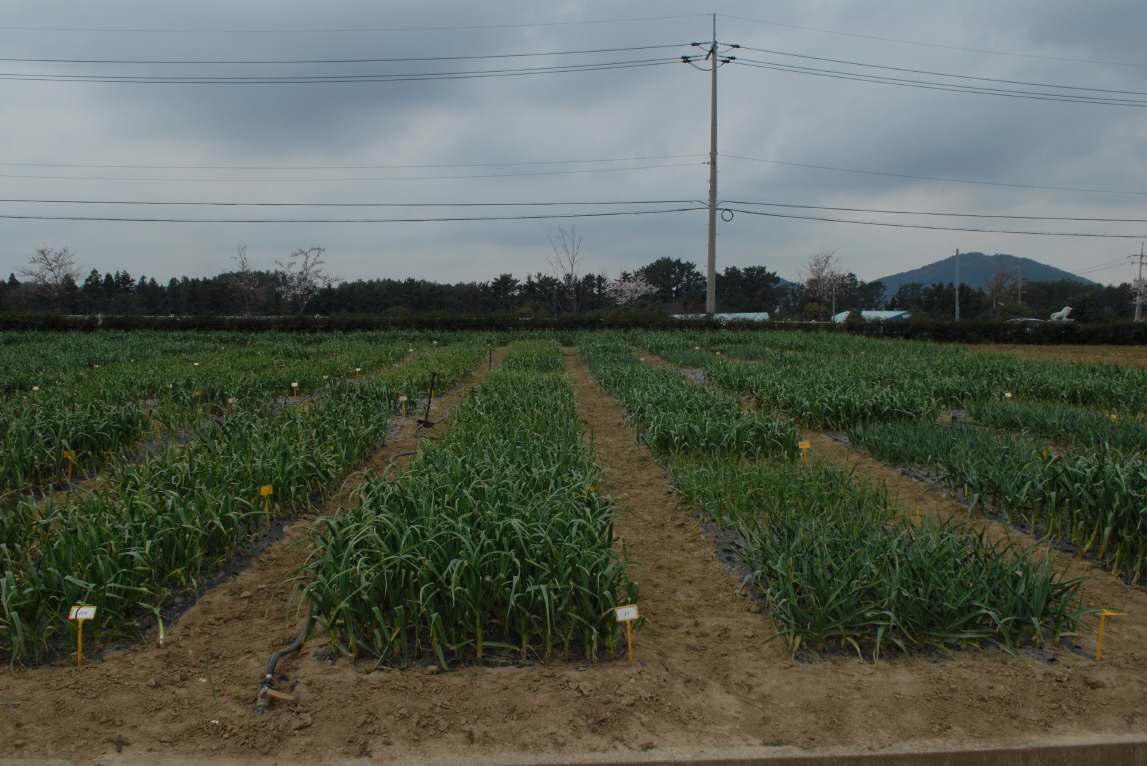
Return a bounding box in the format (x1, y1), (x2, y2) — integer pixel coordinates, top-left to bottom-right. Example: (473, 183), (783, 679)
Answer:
(954, 248), (961, 321)
(1133, 241), (1146, 322)
(682, 17), (734, 315)
(706, 13), (718, 315)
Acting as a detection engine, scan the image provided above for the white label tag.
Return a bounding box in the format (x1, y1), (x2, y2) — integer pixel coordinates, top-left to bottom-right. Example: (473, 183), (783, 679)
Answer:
(615, 604), (639, 623)
(68, 605), (97, 621)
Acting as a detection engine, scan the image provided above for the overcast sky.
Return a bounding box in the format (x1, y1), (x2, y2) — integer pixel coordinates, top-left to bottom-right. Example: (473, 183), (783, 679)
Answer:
(0, 0), (1144, 287)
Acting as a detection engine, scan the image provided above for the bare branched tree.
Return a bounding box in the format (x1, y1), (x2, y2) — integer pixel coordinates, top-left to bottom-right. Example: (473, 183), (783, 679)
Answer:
(802, 250), (846, 318)
(987, 269), (1017, 310)
(547, 225), (583, 313)
(276, 246), (332, 313)
(21, 246), (80, 311)
(230, 243), (261, 316)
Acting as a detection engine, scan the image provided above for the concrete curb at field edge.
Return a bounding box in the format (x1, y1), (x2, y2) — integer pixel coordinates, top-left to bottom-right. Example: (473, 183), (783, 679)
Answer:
(7, 733), (1147, 766)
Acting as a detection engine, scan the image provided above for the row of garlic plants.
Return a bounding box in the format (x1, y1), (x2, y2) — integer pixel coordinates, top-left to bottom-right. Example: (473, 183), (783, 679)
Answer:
(304, 340), (635, 667)
(964, 399), (1147, 453)
(636, 332), (1146, 582)
(0, 332), (469, 497)
(582, 335), (1082, 658)
(849, 421), (1147, 582)
(638, 330), (1147, 428)
(0, 342), (484, 664)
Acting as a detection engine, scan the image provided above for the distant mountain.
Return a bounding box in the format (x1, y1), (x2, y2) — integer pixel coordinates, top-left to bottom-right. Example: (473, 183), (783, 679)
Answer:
(874, 252), (1094, 297)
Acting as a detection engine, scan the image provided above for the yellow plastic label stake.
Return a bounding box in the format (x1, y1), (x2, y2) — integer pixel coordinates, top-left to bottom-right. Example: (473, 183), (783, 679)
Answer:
(259, 485), (274, 525)
(68, 605), (97, 668)
(1096, 609), (1124, 660)
(1109, 413), (1119, 423)
(62, 449), (76, 479)
(290, 382), (299, 397)
(615, 604), (639, 663)
(398, 394), (409, 414)
(798, 440), (811, 465)
(1004, 391), (1013, 400)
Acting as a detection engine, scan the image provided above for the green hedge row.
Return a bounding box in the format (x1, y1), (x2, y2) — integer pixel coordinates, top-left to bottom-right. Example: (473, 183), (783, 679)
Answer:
(3, 312), (1147, 344)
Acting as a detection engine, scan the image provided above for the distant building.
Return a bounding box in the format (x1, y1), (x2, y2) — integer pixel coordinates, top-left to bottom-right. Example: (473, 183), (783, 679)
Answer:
(672, 312), (770, 323)
(832, 310), (911, 323)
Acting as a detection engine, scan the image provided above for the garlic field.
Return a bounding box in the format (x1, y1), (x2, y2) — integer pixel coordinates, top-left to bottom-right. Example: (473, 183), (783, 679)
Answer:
(2, 328), (1147, 760)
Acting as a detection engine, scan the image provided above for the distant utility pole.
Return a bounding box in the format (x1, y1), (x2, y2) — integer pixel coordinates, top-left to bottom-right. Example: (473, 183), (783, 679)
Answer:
(683, 16), (736, 315)
(1133, 241), (1146, 322)
(954, 248), (961, 321)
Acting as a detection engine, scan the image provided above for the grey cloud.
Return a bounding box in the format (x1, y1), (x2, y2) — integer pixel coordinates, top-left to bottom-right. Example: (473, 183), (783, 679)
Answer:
(0, 0), (1143, 289)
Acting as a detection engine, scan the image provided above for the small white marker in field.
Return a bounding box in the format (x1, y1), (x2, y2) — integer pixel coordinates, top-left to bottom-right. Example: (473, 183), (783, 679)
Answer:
(615, 604), (639, 663)
(31, 385), (40, 392)
(193, 362), (200, 367)
(69, 605), (96, 621)
(1004, 391), (1013, 400)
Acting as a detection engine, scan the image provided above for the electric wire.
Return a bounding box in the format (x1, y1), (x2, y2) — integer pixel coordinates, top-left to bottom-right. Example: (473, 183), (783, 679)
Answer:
(0, 206), (705, 223)
(0, 197), (699, 207)
(0, 43), (690, 66)
(0, 153), (705, 171)
(0, 13), (708, 34)
(0, 57), (678, 85)
(719, 13), (1147, 71)
(0, 161), (702, 183)
(723, 199), (1147, 223)
(721, 153), (1147, 198)
(734, 45), (1147, 97)
(733, 58), (1147, 107)
(727, 207), (1147, 239)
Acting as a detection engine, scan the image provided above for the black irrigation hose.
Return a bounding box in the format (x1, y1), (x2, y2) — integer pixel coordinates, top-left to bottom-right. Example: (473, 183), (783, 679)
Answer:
(255, 604), (315, 714)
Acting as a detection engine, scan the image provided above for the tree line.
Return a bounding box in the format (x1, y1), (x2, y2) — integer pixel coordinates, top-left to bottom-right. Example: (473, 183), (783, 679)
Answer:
(1, 243), (1137, 322)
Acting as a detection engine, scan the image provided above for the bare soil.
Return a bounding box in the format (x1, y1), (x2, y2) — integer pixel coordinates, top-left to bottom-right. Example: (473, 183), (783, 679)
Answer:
(4, 347), (1147, 764)
(967, 343), (1147, 368)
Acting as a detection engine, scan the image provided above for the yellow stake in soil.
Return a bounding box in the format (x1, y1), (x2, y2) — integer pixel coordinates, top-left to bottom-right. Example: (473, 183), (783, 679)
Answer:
(1096, 609), (1124, 660)
(615, 604), (639, 663)
(798, 440), (811, 465)
(68, 605), (97, 668)
(62, 449), (76, 480)
(259, 485), (274, 526)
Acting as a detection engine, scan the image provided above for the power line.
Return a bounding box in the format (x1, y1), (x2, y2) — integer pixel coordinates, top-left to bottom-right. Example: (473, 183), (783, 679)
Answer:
(719, 13), (1147, 71)
(727, 207), (1147, 238)
(734, 45), (1147, 97)
(0, 43), (690, 66)
(0, 57), (678, 85)
(0, 160), (702, 183)
(722, 153), (1147, 197)
(0, 206), (705, 223)
(0, 153), (705, 171)
(1075, 257), (1135, 276)
(0, 197), (699, 207)
(733, 58), (1147, 108)
(0, 13), (707, 35)
(723, 199), (1147, 223)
